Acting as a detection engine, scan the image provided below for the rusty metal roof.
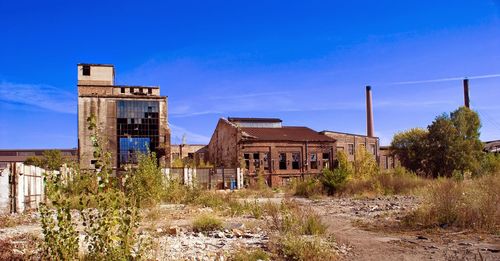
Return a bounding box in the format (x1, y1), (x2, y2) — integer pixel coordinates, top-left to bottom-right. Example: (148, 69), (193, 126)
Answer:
(240, 127), (336, 142)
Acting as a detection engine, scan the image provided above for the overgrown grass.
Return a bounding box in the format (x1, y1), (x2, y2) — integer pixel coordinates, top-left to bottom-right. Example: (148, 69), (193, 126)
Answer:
(0, 213), (37, 228)
(269, 234), (337, 261)
(291, 178), (324, 198)
(403, 173), (500, 232)
(342, 168), (428, 197)
(231, 248), (270, 261)
(192, 214), (223, 232)
(265, 200), (327, 236)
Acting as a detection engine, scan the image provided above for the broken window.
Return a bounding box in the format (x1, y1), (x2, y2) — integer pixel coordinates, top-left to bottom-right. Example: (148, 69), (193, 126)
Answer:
(253, 153), (260, 169)
(244, 153), (250, 170)
(263, 152), (270, 170)
(323, 153), (330, 169)
(310, 153), (317, 169)
(279, 153), (287, 170)
(348, 144), (354, 155)
(121, 87), (125, 94)
(82, 65), (90, 76)
(369, 144), (376, 155)
(292, 153), (300, 169)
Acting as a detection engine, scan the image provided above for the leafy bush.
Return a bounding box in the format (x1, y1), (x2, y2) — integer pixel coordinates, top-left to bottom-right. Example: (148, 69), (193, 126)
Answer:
(192, 214), (223, 232)
(126, 152), (166, 207)
(39, 114), (145, 260)
(321, 168), (349, 195)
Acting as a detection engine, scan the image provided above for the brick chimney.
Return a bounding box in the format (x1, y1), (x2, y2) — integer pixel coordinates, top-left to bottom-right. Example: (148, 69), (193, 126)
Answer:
(366, 86), (375, 137)
(463, 78), (470, 108)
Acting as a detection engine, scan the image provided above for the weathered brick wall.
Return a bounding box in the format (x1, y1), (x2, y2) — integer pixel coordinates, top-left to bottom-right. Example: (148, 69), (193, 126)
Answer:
(208, 119), (239, 168)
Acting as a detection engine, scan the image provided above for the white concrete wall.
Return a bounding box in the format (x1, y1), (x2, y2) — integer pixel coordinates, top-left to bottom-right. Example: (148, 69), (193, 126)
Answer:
(0, 167), (10, 215)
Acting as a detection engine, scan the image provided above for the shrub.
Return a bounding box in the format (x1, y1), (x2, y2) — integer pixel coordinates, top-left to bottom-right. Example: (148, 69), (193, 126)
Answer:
(126, 152), (166, 207)
(192, 214), (223, 232)
(404, 173), (500, 232)
(321, 168), (349, 195)
(292, 178), (323, 198)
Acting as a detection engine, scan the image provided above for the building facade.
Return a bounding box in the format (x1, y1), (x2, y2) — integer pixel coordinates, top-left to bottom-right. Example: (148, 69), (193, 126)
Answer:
(207, 118), (336, 187)
(171, 144), (208, 166)
(77, 64), (170, 170)
(320, 131), (379, 161)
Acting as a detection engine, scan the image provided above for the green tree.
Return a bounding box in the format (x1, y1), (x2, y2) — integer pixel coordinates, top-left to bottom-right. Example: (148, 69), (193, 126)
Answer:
(426, 107), (483, 177)
(353, 148), (379, 179)
(390, 128), (428, 174)
(24, 150), (66, 171)
(321, 151), (351, 195)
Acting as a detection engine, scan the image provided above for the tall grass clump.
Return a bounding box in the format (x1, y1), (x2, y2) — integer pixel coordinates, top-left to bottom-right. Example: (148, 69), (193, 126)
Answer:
(404, 172), (500, 232)
(192, 214), (223, 232)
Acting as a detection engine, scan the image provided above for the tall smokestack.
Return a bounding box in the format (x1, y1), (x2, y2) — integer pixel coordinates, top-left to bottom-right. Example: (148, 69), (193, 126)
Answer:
(463, 78), (470, 108)
(366, 86), (375, 137)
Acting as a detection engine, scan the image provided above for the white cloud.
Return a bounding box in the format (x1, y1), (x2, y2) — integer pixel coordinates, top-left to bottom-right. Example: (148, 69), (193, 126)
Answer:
(0, 81), (76, 114)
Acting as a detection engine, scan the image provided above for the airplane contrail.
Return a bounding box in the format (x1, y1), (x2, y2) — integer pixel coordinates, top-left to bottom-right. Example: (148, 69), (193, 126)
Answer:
(388, 73), (500, 85)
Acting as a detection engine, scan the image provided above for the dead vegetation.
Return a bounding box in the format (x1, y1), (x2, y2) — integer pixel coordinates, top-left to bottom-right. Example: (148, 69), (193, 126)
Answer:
(404, 172), (500, 232)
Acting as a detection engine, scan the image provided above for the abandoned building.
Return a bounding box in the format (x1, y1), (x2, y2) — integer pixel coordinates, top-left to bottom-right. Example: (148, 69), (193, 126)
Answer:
(77, 64), (170, 170)
(207, 117), (336, 187)
(0, 149), (77, 170)
(484, 140), (500, 154)
(171, 144), (209, 166)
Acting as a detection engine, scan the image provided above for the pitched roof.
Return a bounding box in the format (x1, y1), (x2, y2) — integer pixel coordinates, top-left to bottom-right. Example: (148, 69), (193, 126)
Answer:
(240, 127), (336, 142)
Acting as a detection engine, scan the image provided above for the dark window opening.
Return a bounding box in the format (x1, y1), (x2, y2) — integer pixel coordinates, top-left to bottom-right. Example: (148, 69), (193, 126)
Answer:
(292, 153), (300, 169)
(188, 153), (194, 159)
(279, 153), (287, 170)
(244, 153), (250, 170)
(370, 144), (376, 155)
(82, 65), (90, 76)
(121, 87), (125, 94)
(90, 159), (97, 165)
(130, 87), (134, 93)
(310, 153), (318, 169)
(348, 144), (354, 155)
(148, 88), (152, 94)
(139, 88), (143, 93)
(253, 153), (260, 169)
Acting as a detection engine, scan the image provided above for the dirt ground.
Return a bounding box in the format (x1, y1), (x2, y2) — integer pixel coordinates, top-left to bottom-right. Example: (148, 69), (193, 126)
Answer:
(0, 195), (499, 260)
(294, 196), (500, 261)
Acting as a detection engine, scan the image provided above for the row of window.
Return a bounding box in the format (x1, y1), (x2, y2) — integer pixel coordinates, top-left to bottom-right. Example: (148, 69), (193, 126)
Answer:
(243, 152), (330, 171)
(338, 143), (376, 156)
(120, 87), (153, 95)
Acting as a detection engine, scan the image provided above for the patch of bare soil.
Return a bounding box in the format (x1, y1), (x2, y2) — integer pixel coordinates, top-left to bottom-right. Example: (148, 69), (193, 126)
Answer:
(296, 196), (500, 261)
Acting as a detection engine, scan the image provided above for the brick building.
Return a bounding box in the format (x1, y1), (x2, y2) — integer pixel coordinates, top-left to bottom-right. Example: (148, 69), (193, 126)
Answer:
(77, 64), (170, 170)
(320, 131), (379, 161)
(171, 144), (208, 165)
(207, 117), (336, 187)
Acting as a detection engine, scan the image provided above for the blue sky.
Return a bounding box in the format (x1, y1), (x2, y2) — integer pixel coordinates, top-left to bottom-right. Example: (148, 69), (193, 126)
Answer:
(1, 0), (500, 148)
